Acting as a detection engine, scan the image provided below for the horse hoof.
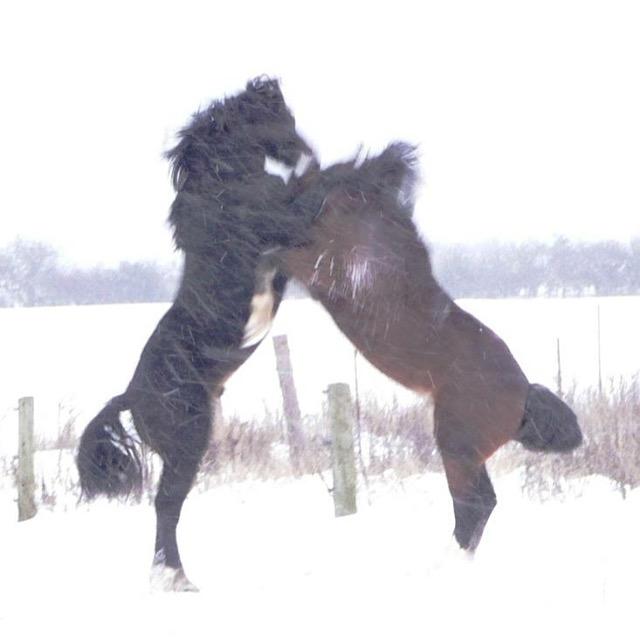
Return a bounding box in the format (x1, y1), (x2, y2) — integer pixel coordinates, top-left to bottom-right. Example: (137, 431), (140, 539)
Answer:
(150, 564), (199, 592)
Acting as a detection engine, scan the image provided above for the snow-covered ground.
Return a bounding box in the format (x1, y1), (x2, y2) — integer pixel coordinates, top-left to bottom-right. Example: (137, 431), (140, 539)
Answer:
(0, 295), (639, 453)
(1, 298), (639, 637)
(1, 473), (639, 639)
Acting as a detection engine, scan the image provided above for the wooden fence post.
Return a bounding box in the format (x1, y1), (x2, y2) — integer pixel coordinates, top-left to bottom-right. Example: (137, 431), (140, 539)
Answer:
(18, 396), (37, 522)
(556, 337), (563, 397)
(327, 383), (357, 517)
(597, 304), (603, 395)
(272, 335), (303, 470)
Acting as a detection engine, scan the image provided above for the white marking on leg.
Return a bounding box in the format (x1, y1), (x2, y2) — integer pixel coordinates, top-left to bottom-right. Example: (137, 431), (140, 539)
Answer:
(150, 564), (199, 592)
(241, 268), (277, 348)
(150, 550), (199, 592)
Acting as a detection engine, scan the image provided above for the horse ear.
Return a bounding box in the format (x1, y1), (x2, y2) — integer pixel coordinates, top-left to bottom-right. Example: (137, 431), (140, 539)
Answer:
(247, 76), (285, 111)
(249, 75), (280, 94)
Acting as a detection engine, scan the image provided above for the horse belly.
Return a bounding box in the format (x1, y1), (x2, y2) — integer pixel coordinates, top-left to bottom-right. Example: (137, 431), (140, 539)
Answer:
(330, 304), (440, 395)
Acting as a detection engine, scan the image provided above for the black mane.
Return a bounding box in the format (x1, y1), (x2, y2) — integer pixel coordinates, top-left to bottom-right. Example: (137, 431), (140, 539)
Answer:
(165, 77), (315, 254)
(166, 77), (290, 191)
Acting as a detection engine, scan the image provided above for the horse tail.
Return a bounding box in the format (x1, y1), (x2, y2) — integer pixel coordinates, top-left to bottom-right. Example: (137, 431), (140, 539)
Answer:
(515, 383), (583, 453)
(76, 393), (143, 499)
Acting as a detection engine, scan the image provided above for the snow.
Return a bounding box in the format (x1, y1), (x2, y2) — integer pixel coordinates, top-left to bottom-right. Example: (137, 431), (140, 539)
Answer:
(1, 297), (639, 637)
(1, 295), (639, 453)
(1, 473), (639, 639)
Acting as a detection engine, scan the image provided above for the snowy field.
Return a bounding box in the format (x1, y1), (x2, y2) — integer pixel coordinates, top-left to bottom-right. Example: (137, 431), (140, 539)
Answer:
(1, 473), (639, 639)
(0, 294), (639, 453)
(1, 297), (640, 638)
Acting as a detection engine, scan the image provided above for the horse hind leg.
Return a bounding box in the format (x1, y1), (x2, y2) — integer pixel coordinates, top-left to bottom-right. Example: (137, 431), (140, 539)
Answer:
(142, 398), (212, 592)
(435, 409), (497, 552)
(151, 454), (202, 592)
(440, 455), (496, 552)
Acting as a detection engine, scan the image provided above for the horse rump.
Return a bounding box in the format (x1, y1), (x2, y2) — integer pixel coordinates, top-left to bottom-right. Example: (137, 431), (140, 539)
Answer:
(77, 394), (143, 499)
(516, 383), (583, 453)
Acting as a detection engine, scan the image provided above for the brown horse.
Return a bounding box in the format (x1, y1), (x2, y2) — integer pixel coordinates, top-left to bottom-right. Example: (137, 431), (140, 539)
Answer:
(282, 144), (582, 551)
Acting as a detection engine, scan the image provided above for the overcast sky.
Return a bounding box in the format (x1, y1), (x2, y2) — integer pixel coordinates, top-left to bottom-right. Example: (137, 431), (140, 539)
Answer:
(1, 0), (639, 266)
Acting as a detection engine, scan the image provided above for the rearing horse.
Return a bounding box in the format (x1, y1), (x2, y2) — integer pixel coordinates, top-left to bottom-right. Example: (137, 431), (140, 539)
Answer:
(77, 78), (318, 591)
(281, 144), (582, 551)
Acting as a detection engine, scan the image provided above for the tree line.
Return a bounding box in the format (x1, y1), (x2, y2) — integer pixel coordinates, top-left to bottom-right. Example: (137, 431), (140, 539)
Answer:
(0, 239), (178, 307)
(0, 236), (638, 307)
(432, 237), (640, 298)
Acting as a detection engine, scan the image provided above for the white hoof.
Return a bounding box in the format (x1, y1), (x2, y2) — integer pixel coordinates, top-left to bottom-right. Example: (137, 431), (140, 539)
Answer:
(150, 563), (199, 592)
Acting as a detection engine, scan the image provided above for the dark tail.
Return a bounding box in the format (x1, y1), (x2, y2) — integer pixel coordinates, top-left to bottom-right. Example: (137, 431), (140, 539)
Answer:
(516, 384), (583, 453)
(76, 394), (143, 499)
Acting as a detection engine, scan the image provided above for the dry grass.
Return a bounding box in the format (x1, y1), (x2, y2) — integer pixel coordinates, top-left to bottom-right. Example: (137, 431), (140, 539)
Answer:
(193, 396), (437, 489)
(490, 377), (640, 498)
(524, 377), (640, 497)
(33, 401), (79, 452)
(3, 377), (640, 509)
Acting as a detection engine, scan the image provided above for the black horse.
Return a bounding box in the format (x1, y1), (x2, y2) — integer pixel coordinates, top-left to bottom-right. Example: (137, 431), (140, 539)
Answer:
(77, 77), (319, 591)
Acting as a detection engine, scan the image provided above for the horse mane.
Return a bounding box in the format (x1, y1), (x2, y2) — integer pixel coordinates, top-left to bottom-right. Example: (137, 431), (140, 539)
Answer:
(320, 142), (419, 220)
(296, 142), (429, 284)
(165, 76), (289, 192)
(164, 77), (314, 254)
(351, 142), (419, 210)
